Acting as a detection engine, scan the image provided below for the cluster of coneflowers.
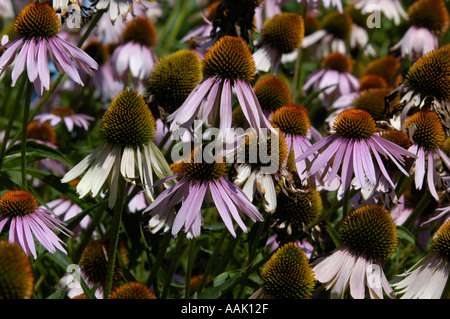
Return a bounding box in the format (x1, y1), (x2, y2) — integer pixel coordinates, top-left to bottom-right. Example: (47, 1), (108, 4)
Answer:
(0, 0), (449, 301)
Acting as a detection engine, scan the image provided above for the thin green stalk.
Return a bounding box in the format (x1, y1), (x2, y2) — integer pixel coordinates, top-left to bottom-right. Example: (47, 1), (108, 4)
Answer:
(161, 231), (186, 299)
(146, 231), (172, 288)
(403, 192), (432, 229)
(184, 238), (198, 298)
(20, 81), (33, 191)
(237, 219), (266, 298)
(213, 228), (243, 276)
(0, 75), (26, 171)
(291, 46), (303, 102)
(103, 177), (127, 299)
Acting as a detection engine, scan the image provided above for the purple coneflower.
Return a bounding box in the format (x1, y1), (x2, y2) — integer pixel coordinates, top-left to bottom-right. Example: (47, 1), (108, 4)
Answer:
(167, 35), (274, 136)
(313, 204), (398, 299)
(144, 146), (264, 238)
(111, 15), (159, 92)
(270, 104), (321, 186)
(303, 52), (359, 104)
(0, 190), (72, 259)
(35, 107), (94, 132)
(61, 88), (173, 208)
(392, 218), (450, 298)
(296, 109), (415, 196)
(404, 110), (450, 201)
(253, 12), (304, 74)
(391, 0), (449, 61)
(0, 2), (98, 96)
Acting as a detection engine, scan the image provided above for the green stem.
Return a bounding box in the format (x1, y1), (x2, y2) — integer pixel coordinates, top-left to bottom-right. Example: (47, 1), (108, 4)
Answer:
(184, 237), (198, 298)
(146, 231), (172, 289)
(103, 177), (127, 298)
(161, 231), (186, 299)
(213, 228), (243, 276)
(237, 219), (266, 299)
(0, 75), (26, 171)
(291, 46), (303, 102)
(403, 192), (431, 229)
(20, 81), (33, 191)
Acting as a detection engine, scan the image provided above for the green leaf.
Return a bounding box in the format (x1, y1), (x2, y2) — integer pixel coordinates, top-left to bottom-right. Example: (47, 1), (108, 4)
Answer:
(45, 250), (97, 299)
(46, 286), (68, 299)
(396, 225), (417, 244)
(1, 140), (70, 170)
(195, 270), (243, 299)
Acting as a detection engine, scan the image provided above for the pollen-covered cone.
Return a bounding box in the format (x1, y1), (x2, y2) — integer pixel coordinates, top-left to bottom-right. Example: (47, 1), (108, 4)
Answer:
(61, 88), (173, 208)
(258, 242), (315, 299)
(0, 241), (34, 299)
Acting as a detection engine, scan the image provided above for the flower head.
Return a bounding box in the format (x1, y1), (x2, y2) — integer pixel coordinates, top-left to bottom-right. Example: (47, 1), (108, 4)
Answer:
(0, 2), (98, 95)
(61, 88), (173, 208)
(354, 0), (408, 25)
(258, 242), (315, 299)
(303, 52), (360, 103)
(313, 204), (397, 298)
(0, 190), (72, 259)
(387, 47), (450, 134)
(253, 12), (304, 74)
(302, 11), (353, 58)
(405, 110), (450, 200)
(233, 129), (288, 212)
(112, 15), (159, 88)
(146, 49), (203, 116)
(79, 237), (128, 288)
(270, 186), (322, 243)
(270, 104), (322, 186)
(167, 36), (274, 135)
(253, 75), (291, 115)
(296, 109), (415, 196)
(391, 0), (449, 61)
(144, 145), (264, 238)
